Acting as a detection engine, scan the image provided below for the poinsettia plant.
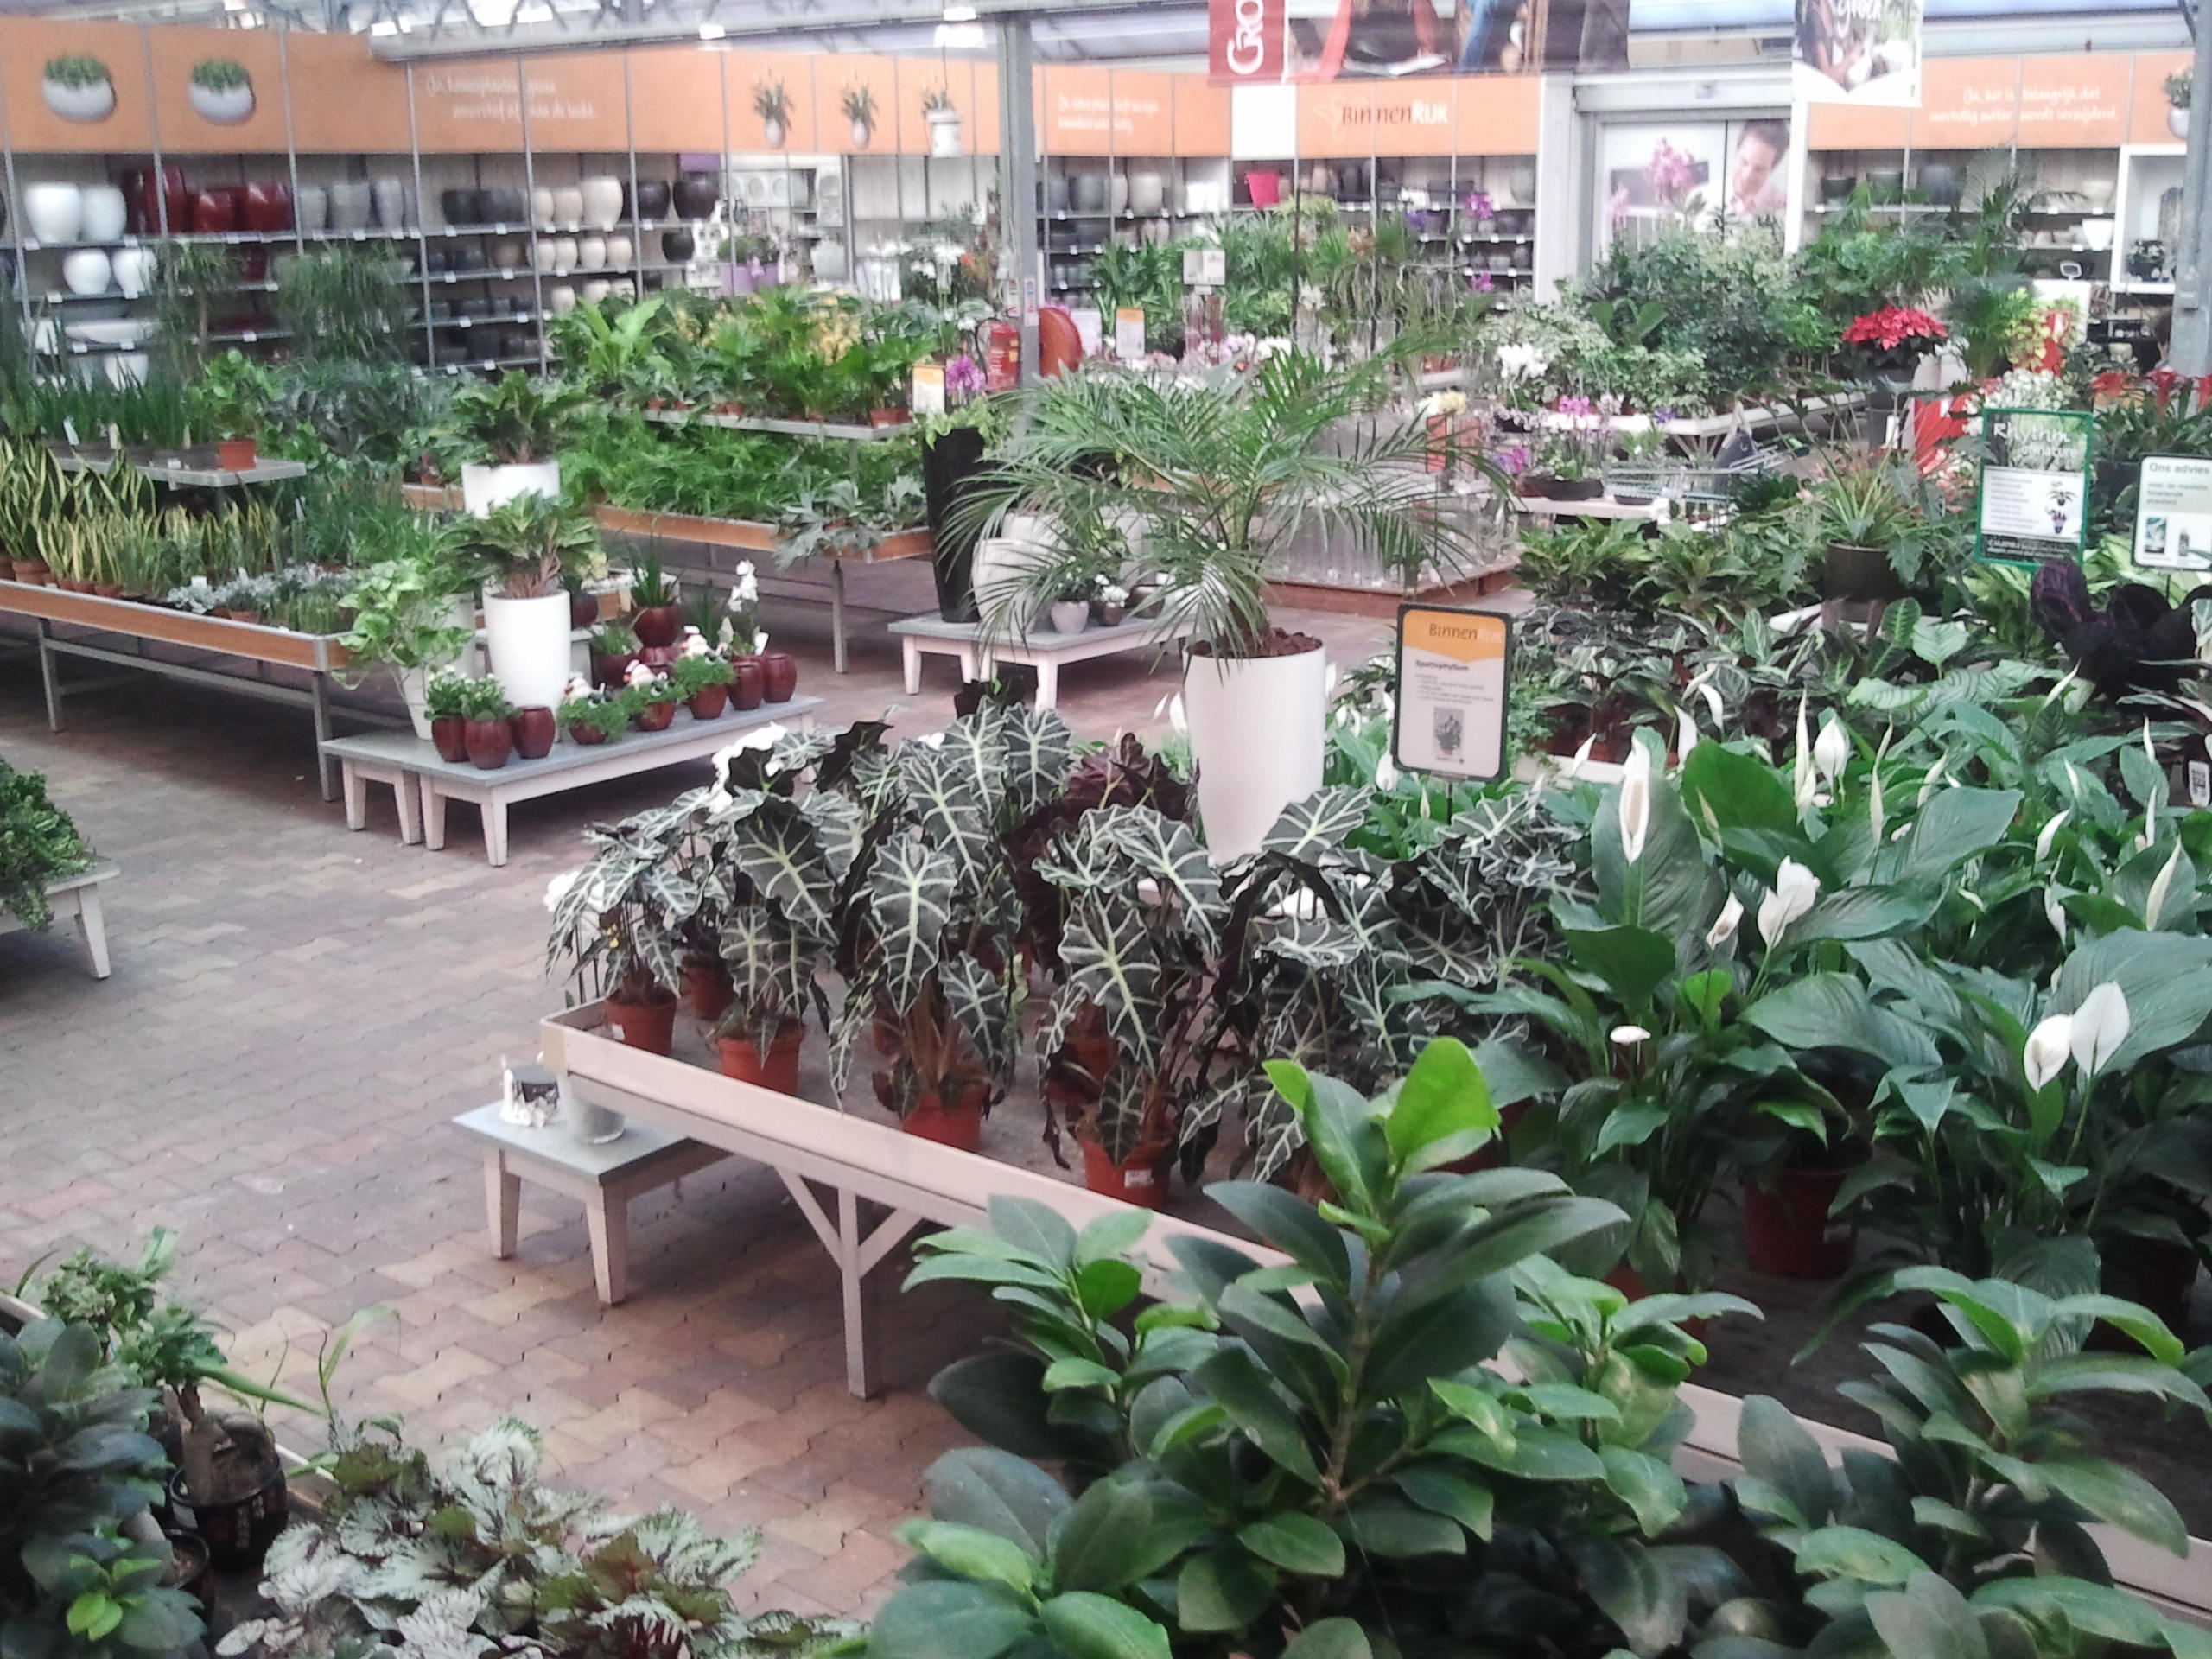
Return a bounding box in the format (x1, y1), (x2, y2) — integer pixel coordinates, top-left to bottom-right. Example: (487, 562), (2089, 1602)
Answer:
(1841, 306), (1948, 373)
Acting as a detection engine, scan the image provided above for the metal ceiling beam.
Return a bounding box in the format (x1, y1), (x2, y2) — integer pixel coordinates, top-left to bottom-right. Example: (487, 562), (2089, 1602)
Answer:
(366, 0), (1149, 54)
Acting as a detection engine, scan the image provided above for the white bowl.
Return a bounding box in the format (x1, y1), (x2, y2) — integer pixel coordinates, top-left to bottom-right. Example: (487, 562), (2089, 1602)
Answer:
(188, 78), (255, 124)
(65, 317), (158, 346)
(42, 74), (114, 124)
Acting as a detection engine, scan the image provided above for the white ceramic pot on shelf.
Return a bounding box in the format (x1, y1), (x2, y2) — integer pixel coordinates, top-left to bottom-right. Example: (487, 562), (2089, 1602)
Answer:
(579, 234), (608, 272)
(2172, 106), (2190, 140)
(2080, 178), (2116, 213)
(1128, 170), (1166, 216)
(22, 183), (83, 245)
(461, 459), (561, 517)
(581, 279), (612, 305)
(606, 234), (634, 268)
(111, 247), (156, 298)
(372, 176), (409, 231)
(532, 187), (556, 230)
(79, 184), (127, 242)
(481, 589), (572, 714)
(1184, 644), (1327, 861)
(580, 175), (622, 230)
(295, 184), (328, 233)
(2082, 219), (2117, 252)
(1048, 601), (1090, 635)
(549, 236), (579, 275)
(105, 352), (150, 389)
(927, 108), (963, 157)
(61, 249), (111, 297)
(553, 185), (585, 226)
(329, 180), (372, 232)
(546, 284), (578, 315)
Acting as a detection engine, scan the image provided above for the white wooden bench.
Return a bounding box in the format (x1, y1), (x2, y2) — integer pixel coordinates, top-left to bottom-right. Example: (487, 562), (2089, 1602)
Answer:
(0, 861), (119, 979)
(889, 614), (1195, 709)
(454, 1102), (728, 1305)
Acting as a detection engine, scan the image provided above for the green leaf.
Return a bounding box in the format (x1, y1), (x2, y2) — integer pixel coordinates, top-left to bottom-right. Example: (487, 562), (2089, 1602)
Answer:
(1793, 1525), (1924, 1587)
(1681, 743), (1802, 837)
(1037, 1593), (1172, 1659)
(1386, 1036), (1498, 1169)
(1042, 1358), (1120, 1392)
(1052, 1480), (1158, 1592)
(1866, 1572), (1990, 1659)
(1174, 1548), (1277, 1632)
(1599, 1445), (1687, 1537)
(1393, 1466), (1496, 1539)
(1279, 1618), (1372, 1659)
(2032, 1455), (2189, 1555)
(1075, 1209), (1151, 1268)
(868, 1580), (1035, 1659)
(1206, 1183), (1349, 1286)
(1236, 1512), (1347, 1577)
(1735, 1395), (1836, 1529)
(922, 1447), (1071, 1552)
(1194, 1349), (1322, 1485)
(988, 1197), (1078, 1271)
(1340, 1500), (1467, 1558)
(1073, 1258), (1142, 1320)
(1892, 789), (2021, 884)
(1565, 925), (1678, 1015)
(901, 1522), (1038, 1593)
(1743, 974), (1938, 1068)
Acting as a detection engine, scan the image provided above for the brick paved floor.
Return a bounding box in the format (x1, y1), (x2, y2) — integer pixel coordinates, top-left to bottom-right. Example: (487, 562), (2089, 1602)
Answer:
(0, 564), (1395, 1621)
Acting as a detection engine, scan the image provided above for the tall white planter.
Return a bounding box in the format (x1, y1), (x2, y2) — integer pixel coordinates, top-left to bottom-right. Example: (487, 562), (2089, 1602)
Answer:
(1184, 645), (1328, 861)
(482, 590), (571, 714)
(461, 460), (562, 518)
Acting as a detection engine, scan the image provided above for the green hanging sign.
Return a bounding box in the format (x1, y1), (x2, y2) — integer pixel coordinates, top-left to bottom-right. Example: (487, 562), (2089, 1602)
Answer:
(1975, 405), (2094, 568)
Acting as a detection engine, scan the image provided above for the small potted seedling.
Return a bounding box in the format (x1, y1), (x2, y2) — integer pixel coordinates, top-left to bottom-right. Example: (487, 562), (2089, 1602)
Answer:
(671, 631), (736, 719)
(557, 677), (632, 747)
(589, 616), (639, 687)
(624, 661), (680, 731)
(425, 669), (470, 763)
(43, 54), (116, 123)
(458, 677), (516, 769)
(188, 59), (254, 125)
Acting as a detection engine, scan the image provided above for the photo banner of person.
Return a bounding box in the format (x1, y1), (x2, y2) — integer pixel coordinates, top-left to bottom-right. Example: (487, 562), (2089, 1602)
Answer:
(1598, 118), (1793, 254)
(1795, 0), (1923, 107)
(1208, 0), (1628, 84)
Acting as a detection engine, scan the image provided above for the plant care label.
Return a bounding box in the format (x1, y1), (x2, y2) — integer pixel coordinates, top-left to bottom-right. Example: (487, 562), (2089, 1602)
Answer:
(1182, 245), (1227, 287)
(1115, 306), (1147, 365)
(2133, 454), (2212, 572)
(1976, 405), (2094, 568)
(1393, 605), (1510, 782)
(912, 360), (946, 417)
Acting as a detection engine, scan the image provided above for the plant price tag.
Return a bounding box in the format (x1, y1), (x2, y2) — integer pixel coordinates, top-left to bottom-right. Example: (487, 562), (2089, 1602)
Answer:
(1115, 306), (1147, 365)
(912, 361), (946, 417)
(2133, 454), (2212, 572)
(1393, 606), (1510, 782)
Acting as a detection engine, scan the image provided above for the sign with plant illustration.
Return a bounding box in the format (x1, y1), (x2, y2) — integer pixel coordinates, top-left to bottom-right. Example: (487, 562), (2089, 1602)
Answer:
(1392, 605), (1509, 781)
(188, 57), (253, 124)
(2133, 454), (2212, 572)
(41, 52), (115, 122)
(1976, 405), (2093, 567)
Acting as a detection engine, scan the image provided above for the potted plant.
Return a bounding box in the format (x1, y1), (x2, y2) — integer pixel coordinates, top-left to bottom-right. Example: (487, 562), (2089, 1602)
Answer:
(187, 59), (254, 125)
(1090, 578), (1129, 627)
(546, 810), (700, 1055)
(556, 683), (632, 747)
(1522, 401), (1610, 499)
(461, 495), (603, 714)
(1840, 304), (1947, 398)
(336, 524), (475, 741)
(753, 77), (791, 148)
(624, 663), (681, 731)
(968, 347), (1484, 858)
(423, 670), (470, 763)
(2168, 67), (2191, 138)
(1046, 581), (1090, 635)
(922, 85), (962, 157)
(589, 616), (639, 689)
(841, 84), (876, 149)
(42, 54), (115, 123)
(457, 677), (515, 770)
(671, 635), (735, 719)
(1808, 448), (1927, 606)
(626, 551), (681, 654)
(440, 371), (587, 516)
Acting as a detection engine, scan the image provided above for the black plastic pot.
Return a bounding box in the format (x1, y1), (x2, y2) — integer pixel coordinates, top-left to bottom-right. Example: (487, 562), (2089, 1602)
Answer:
(923, 426), (992, 623)
(628, 179), (671, 222)
(1916, 162), (1962, 207)
(673, 173), (719, 219)
(1522, 474), (1604, 501)
(484, 186), (526, 224)
(163, 1529), (213, 1614)
(1818, 173), (1854, 204)
(1823, 540), (1906, 604)
(662, 227), (696, 263)
(439, 187), (475, 226)
(168, 1465), (288, 1574)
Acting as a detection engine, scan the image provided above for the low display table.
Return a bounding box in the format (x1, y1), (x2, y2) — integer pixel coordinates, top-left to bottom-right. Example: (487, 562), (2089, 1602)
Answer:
(890, 614), (1195, 709)
(454, 1103), (728, 1306)
(0, 861), (118, 979)
(319, 695), (820, 867)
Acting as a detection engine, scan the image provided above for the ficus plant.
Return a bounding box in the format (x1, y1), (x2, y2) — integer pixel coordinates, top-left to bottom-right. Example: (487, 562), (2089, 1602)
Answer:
(880, 1038), (1769, 1659)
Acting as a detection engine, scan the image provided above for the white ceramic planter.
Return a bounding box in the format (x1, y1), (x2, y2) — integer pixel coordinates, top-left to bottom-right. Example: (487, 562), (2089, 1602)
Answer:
(579, 234), (607, 272)
(23, 183), (82, 245)
(461, 460), (562, 518)
(553, 185), (585, 226)
(850, 118), (874, 149)
(581, 280), (612, 306)
(188, 79), (254, 124)
(61, 250), (111, 297)
(295, 184), (328, 233)
(42, 75), (113, 124)
(2172, 106), (2190, 140)
(1048, 601), (1090, 635)
(2083, 219), (2117, 252)
(532, 188), (556, 230)
(813, 238), (849, 283)
(927, 109), (963, 157)
(111, 247), (155, 298)
(763, 117), (787, 149)
(79, 185), (127, 242)
(549, 235), (578, 276)
(482, 589), (572, 715)
(606, 234), (634, 268)
(329, 180), (372, 232)
(581, 175), (622, 230)
(546, 285), (578, 316)
(1129, 170), (1166, 215)
(1184, 644), (1328, 861)
(372, 176), (409, 232)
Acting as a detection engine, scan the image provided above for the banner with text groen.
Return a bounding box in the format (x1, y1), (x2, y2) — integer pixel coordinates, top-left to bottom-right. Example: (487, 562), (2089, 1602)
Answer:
(1794, 0), (1923, 107)
(1211, 0), (1626, 85)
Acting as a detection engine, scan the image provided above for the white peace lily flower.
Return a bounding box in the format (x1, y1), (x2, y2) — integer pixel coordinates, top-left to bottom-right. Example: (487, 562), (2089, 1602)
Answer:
(1792, 700), (1815, 809)
(1419, 789), (1432, 820)
(913, 730), (947, 749)
(1610, 1025), (1651, 1046)
(1617, 744), (1651, 862)
(2022, 1014), (2073, 1091)
(709, 724), (788, 777)
(754, 630), (769, 652)
(1375, 753), (1401, 792)
(2040, 667), (2078, 709)
(2144, 719), (2158, 772)
(1707, 893), (1745, 949)
(1698, 681), (1723, 725)
(1869, 769), (1885, 845)
(1757, 859), (1821, 947)
(543, 869), (579, 913)
(2045, 889), (2069, 940)
(2145, 841), (2184, 929)
(1813, 718), (1849, 782)
(1563, 732), (1597, 780)
(2035, 810), (2070, 863)
(1675, 705), (1700, 761)
(2069, 982), (2131, 1076)
(1917, 757), (1948, 807)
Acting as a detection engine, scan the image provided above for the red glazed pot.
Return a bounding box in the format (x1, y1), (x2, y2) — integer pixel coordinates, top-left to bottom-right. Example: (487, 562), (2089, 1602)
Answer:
(604, 992), (677, 1055)
(589, 650), (636, 689)
(717, 1019), (805, 1095)
(569, 723), (609, 746)
(569, 590), (601, 629)
(760, 650), (798, 702)
(510, 705), (556, 760)
(429, 716), (469, 764)
(190, 186), (242, 235)
(688, 683), (729, 720)
(128, 166), (188, 237)
(632, 604), (681, 648)
(633, 700), (677, 733)
(240, 180), (292, 233)
(463, 717), (513, 769)
(731, 658), (766, 710)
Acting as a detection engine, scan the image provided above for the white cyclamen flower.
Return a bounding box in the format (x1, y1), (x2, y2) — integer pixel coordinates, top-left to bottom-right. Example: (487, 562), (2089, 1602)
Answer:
(1617, 745), (1651, 862)
(1707, 893), (1745, 949)
(2035, 810), (2070, 864)
(1757, 859), (1821, 947)
(2023, 1014), (2073, 1090)
(1813, 717), (1850, 782)
(1611, 1025), (1651, 1046)
(2069, 982), (2130, 1076)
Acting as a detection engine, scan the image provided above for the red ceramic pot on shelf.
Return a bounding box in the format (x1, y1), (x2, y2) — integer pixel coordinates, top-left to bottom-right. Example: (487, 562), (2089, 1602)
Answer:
(429, 716), (469, 764)
(760, 650), (798, 702)
(190, 187), (242, 235)
(127, 167), (188, 237)
(236, 245), (269, 283)
(509, 706), (556, 760)
(731, 658), (766, 711)
(463, 718), (514, 770)
(633, 700), (677, 733)
(240, 181), (292, 234)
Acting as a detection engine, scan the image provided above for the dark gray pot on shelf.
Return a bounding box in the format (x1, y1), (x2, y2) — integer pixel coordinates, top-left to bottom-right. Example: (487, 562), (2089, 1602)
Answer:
(1916, 163), (1961, 207)
(662, 227), (695, 263)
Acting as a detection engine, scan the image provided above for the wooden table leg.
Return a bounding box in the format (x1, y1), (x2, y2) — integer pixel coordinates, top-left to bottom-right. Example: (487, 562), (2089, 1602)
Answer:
(1033, 656), (1060, 710)
(341, 761), (367, 831)
(584, 1187), (627, 1305)
(395, 772), (423, 845)
(482, 796), (510, 867)
(35, 620), (62, 734)
(838, 1188), (880, 1399)
(903, 637), (922, 695)
(73, 883), (111, 981)
(422, 781), (448, 851)
(485, 1151), (520, 1258)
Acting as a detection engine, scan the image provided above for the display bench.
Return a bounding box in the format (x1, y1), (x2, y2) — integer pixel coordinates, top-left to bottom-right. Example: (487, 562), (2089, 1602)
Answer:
(0, 580), (390, 801)
(0, 861), (119, 980)
(537, 1001), (2210, 1622)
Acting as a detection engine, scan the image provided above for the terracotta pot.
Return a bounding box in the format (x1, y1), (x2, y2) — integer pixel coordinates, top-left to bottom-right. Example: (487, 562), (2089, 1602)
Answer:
(590, 650), (636, 689)
(92, 582), (124, 599)
(464, 717), (513, 769)
(509, 705), (556, 760)
(569, 590), (601, 629)
(1742, 1164), (1859, 1278)
(569, 723), (610, 746)
(604, 992), (677, 1055)
(61, 578), (95, 594)
(634, 700), (677, 733)
(632, 604), (681, 648)
(12, 560), (52, 586)
(902, 1088), (985, 1152)
(718, 1018), (805, 1095)
(760, 650), (798, 702)
(731, 658), (766, 710)
(683, 957), (736, 1020)
(216, 438), (257, 472)
(688, 683), (730, 720)
(1080, 1137), (1171, 1208)
(429, 716), (469, 764)
(0, 557), (14, 581)
(168, 1467), (287, 1575)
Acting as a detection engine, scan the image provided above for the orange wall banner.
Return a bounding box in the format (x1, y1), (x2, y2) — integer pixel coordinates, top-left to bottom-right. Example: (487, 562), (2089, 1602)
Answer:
(1910, 55), (2020, 149)
(1367, 79), (1459, 157)
(1039, 65), (1115, 156)
(1454, 73), (1536, 156)
(147, 26), (289, 155)
(0, 19), (156, 153)
(824, 54), (897, 154)
(285, 32), (410, 152)
(1805, 100), (1910, 151)
(514, 50), (629, 152)
(2131, 48), (2190, 144)
(1175, 76), (1233, 156)
(2015, 55), (2129, 149)
(1106, 70), (1175, 157)
(969, 59), (1001, 158)
(1295, 79), (1373, 159)
(626, 44), (728, 155)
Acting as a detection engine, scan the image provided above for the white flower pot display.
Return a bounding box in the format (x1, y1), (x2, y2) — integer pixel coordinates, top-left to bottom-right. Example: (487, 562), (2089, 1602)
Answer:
(111, 247), (155, 298)
(188, 73), (254, 125)
(549, 236), (578, 276)
(461, 461), (562, 518)
(42, 68), (114, 124)
(531, 187), (556, 230)
(606, 234), (633, 268)
(372, 176), (409, 231)
(580, 175), (622, 231)
(295, 184), (328, 233)
(329, 180), (372, 232)
(22, 183), (83, 245)
(763, 118), (787, 149)
(850, 118), (874, 149)
(546, 284), (578, 315)
(105, 353), (150, 389)
(579, 234), (608, 272)
(1184, 644), (1328, 861)
(2172, 105), (2190, 139)
(813, 238), (849, 283)
(927, 109), (963, 158)
(79, 185), (126, 242)
(61, 250), (111, 297)
(2082, 219), (2117, 252)
(482, 589), (572, 714)
(581, 279), (612, 305)
(1129, 170), (1166, 215)
(1048, 601), (1090, 635)
(2081, 178), (2116, 213)
(553, 185), (585, 226)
